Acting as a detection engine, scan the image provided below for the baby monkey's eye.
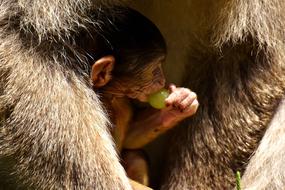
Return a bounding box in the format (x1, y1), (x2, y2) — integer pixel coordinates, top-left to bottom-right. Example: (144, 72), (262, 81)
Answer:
(152, 66), (163, 76)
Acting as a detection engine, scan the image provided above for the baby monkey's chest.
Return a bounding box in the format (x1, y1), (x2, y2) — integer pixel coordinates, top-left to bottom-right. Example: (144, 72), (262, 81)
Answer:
(108, 97), (133, 151)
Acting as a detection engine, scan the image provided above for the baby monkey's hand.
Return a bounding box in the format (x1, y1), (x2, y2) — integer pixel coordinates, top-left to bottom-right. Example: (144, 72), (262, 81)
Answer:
(161, 84), (199, 127)
(123, 84), (198, 149)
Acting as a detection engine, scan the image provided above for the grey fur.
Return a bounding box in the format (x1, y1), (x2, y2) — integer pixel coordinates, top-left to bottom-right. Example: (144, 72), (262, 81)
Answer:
(0, 0), (131, 189)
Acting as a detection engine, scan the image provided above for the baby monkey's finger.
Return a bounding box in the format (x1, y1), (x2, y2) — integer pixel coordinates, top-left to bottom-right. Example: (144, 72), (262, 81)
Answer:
(183, 99), (199, 115)
(165, 92), (179, 107)
(165, 88), (189, 106)
(168, 84), (176, 93)
(172, 88), (195, 109)
(179, 92), (197, 110)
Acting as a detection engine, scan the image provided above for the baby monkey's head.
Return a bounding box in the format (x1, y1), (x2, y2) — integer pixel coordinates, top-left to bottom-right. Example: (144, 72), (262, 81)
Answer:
(78, 6), (167, 102)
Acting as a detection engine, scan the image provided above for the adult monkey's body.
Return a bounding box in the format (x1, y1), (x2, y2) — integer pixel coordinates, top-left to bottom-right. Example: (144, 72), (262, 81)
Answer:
(0, 0), (132, 189)
(130, 0), (285, 189)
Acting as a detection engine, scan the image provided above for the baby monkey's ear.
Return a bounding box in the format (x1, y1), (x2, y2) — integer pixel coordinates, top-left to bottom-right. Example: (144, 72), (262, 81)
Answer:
(91, 55), (115, 88)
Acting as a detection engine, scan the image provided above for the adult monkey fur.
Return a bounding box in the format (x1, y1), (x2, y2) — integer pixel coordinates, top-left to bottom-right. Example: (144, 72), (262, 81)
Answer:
(0, 0), (134, 189)
(0, 0), (285, 189)
(130, 0), (285, 189)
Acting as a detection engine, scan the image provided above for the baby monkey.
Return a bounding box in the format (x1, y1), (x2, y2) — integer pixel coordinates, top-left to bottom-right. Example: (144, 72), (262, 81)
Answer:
(77, 6), (198, 189)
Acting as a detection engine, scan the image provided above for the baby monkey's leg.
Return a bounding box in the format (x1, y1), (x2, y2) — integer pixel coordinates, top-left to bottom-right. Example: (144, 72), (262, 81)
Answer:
(122, 150), (150, 186)
(130, 179), (153, 190)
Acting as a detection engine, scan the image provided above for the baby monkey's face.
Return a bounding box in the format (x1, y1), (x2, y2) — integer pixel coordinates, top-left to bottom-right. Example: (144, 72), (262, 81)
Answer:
(97, 56), (166, 102)
(125, 59), (166, 102)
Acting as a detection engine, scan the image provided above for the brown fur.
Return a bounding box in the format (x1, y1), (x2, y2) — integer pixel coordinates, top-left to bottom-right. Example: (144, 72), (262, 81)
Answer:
(130, 0), (285, 189)
(0, 0), (132, 189)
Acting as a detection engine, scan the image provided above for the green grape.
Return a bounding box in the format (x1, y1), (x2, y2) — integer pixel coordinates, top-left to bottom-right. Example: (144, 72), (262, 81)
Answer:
(148, 89), (169, 109)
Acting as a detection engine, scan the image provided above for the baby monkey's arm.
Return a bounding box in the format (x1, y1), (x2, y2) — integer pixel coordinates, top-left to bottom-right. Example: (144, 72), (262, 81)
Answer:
(124, 84), (199, 149)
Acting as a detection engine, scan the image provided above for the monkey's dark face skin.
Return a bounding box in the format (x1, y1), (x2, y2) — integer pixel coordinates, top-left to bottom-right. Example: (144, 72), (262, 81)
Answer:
(127, 62), (166, 102)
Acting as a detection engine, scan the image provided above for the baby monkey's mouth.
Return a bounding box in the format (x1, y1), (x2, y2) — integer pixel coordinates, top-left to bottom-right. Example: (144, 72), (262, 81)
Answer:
(127, 83), (165, 102)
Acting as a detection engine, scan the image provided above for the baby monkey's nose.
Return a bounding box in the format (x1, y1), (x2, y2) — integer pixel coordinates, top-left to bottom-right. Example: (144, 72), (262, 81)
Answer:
(157, 78), (166, 87)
